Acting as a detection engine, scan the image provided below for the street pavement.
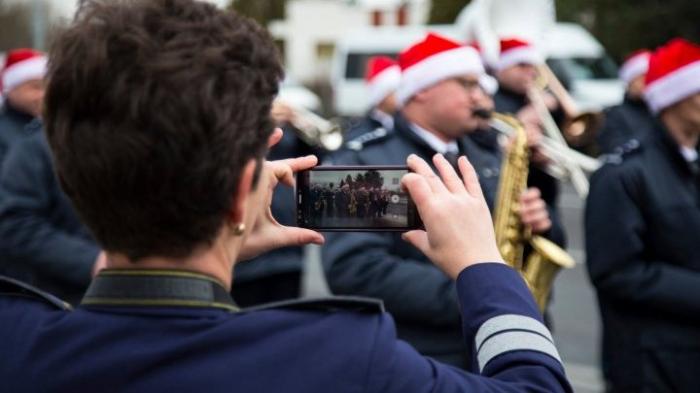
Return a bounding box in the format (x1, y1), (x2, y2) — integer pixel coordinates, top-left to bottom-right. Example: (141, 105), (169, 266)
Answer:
(301, 182), (604, 392)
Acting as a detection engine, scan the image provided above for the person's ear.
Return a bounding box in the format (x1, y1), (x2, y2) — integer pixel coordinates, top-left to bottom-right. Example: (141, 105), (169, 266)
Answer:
(229, 159), (257, 226)
(412, 88), (430, 104)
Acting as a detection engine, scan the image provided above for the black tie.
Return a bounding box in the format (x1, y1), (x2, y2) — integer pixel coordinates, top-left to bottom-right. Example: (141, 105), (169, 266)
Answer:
(444, 150), (460, 171)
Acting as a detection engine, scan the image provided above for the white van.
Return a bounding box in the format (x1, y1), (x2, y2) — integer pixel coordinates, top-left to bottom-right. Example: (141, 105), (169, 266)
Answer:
(330, 23), (623, 117)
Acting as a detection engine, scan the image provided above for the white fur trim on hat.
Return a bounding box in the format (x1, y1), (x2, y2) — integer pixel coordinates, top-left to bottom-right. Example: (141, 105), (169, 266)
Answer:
(619, 54), (649, 85)
(644, 61), (700, 113)
(2, 56), (47, 94)
(367, 66), (401, 108)
(397, 47), (484, 106)
(479, 74), (498, 95)
(495, 47), (543, 72)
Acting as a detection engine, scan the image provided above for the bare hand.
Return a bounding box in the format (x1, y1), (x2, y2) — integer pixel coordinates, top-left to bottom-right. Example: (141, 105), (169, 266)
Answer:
(401, 154), (504, 279)
(518, 187), (551, 234)
(237, 129), (324, 261)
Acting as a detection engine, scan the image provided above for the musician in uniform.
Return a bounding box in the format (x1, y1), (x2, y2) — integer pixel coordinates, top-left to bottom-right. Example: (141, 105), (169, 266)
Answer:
(596, 50), (655, 154)
(344, 56), (400, 142)
(324, 33), (563, 368)
(0, 2), (572, 391)
(586, 38), (700, 393)
(0, 49), (46, 166)
(493, 38), (563, 213)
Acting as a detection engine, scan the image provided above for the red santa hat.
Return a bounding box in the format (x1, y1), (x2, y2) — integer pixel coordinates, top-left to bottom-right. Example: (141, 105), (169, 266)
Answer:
(365, 56), (401, 108)
(495, 38), (543, 72)
(644, 38), (700, 113)
(2, 49), (47, 94)
(618, 49), (650, 85)
(396, 33), (484, 106)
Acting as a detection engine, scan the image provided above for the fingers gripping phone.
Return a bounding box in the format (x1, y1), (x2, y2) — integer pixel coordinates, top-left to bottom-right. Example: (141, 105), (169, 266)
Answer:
(296, 166), (423, 231)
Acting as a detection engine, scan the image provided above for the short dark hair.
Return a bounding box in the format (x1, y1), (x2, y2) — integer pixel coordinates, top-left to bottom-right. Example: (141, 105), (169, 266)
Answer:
(44, 0), (283, 260)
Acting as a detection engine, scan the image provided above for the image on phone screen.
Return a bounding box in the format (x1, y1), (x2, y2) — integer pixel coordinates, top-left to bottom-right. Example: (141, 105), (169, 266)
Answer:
(296, 166), (422, 231)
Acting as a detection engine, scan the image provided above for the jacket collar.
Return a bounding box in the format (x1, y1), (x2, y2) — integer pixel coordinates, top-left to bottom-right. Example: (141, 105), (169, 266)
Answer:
(81, 269), (238, 312)
(652, 118), (700, 177)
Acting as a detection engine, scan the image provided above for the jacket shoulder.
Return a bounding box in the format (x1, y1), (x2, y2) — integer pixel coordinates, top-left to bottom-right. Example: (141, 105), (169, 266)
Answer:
(344, 127), (393, 151)
(241, 295), (385, 314)
(598, 138), (644, 167)
(0, 275), (72, 310)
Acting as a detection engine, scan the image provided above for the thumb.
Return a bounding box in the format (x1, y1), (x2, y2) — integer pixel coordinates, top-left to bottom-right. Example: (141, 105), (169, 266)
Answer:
(278, 227), (325, 247)
(402, 230), (430, 255)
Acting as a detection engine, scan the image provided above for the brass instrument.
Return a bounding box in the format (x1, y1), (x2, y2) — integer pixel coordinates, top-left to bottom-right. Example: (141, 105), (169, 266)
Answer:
(532, 65), (603, 150)
(274, 99), (344, 151)
(457, 0), (602, 197)
(491, 112), (575, 312)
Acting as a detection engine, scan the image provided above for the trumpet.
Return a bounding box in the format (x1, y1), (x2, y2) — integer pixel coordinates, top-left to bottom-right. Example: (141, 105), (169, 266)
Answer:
(474, 109), (601, 197)
(273, 99), (344, 151)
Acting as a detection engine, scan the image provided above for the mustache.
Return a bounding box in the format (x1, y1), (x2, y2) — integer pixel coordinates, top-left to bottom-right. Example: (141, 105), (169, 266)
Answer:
(472, 108), (493, 119)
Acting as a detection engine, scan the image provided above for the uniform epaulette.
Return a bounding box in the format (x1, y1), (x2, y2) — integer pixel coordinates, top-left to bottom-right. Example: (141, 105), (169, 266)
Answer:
(600, 138), (642, 165)
(345, 127), (391, 151)
(0, 275), (72, 310)
(241, 295), (385, 314)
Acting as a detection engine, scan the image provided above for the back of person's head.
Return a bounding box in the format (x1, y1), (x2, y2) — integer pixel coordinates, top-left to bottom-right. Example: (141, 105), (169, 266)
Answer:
(44, 0), (283, 261)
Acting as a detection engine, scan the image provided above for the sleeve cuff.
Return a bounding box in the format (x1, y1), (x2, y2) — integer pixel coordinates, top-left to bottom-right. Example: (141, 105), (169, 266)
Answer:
(455, 263), (562, 371)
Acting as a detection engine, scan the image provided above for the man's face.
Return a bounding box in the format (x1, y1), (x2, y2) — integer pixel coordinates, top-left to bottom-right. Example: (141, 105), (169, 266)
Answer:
(5, 79), (45, 117)
(496, 63), (538, 95)
(417, 75), (485, 138)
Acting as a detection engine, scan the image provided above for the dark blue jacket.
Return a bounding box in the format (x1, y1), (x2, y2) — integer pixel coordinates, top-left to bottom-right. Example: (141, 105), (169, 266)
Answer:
(344, 112), (389, 142)
(0, 263), (571, 392)
(0, 130), (99, 303)
(596, 96), (654, 155)
(586, 121), (700, 392)
(0, 103), (37, 167)
(323, 113), (565, 368)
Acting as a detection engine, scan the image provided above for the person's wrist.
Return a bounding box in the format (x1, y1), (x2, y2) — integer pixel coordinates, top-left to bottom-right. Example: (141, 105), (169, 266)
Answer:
(444, 250), (505, 279)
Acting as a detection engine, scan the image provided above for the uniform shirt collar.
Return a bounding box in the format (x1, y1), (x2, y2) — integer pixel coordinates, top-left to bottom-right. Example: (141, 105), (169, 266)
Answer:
(370, 109), (394, 131)
(408, 122), (459, 155)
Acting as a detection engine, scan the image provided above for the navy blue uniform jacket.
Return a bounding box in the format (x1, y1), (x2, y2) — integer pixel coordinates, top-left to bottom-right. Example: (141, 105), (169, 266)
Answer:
(323, 113), (565, 368)
(586, 121), (700, 392)
(0, 130), (99, 303)
(0, 263), (571, 392)
(0, 103), (36, 167)
(596, 96), (654, 155)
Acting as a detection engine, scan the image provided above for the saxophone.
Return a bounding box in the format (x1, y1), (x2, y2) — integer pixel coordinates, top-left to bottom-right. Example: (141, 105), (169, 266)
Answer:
(489, 112), (576, 312)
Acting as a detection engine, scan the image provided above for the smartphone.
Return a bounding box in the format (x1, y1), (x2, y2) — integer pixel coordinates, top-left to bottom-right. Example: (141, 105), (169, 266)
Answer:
(296, 165), (422, 231)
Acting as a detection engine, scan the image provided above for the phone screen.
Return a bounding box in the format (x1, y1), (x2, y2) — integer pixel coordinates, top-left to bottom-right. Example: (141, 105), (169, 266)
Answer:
(296, 166), (422, 231)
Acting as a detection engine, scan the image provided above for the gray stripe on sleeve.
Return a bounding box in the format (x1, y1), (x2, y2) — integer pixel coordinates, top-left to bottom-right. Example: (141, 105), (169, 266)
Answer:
(477, 330), (562, 372)
(475, 314), (553, 350)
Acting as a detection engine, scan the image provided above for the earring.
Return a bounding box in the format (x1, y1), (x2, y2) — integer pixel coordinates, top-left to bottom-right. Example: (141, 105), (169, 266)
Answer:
(233, 223), (245, 236)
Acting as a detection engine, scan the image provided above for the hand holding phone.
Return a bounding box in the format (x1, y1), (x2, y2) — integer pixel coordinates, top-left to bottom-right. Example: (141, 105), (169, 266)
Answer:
(401, 154), (505, 279)
(237, 129), (325, 262)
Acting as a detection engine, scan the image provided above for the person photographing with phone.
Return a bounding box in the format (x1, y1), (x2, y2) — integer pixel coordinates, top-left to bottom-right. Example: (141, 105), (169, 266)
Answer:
(0, 1), (571, 391)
